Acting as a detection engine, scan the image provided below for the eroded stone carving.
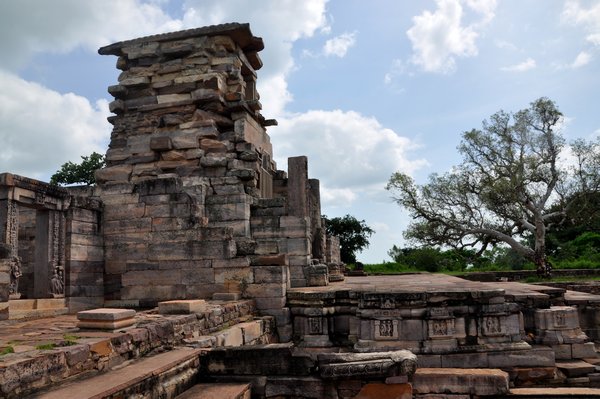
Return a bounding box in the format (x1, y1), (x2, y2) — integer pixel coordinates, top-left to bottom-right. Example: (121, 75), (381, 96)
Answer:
(374, 319), (399, 340)
(9, 256), (22, 296)
(318, 350), (417, 379)
(308, 317), (322, 335)
(50, 266), (64, 296)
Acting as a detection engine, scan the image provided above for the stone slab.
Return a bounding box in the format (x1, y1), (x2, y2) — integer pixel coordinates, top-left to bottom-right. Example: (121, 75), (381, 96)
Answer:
(556, 360), (596, 377)
(36, 348), (202, 399)
(77, 318), (136, 330)
(510, 387), (600, 396)
(413, 368), (509, 396)
(77, 308), (136, 321)
(354, 383), (412, 399)
(213, 293), (241, 301)
(158, 299), (207, 314)
(175, 383), (251, 399)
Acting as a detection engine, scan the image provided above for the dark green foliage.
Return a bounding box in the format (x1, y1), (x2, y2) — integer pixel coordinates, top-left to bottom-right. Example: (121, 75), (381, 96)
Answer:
(323, 214), (374, 264)
(388, 246), (480, 272)
(50, 152), (105, 186)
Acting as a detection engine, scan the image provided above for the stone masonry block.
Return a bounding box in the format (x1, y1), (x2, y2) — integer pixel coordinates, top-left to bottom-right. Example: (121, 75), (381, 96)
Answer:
(150, 136), (173, 151)
(158, 300), (207, 314)
(413, 368), (509, 396)
(253, 266), (287, 284)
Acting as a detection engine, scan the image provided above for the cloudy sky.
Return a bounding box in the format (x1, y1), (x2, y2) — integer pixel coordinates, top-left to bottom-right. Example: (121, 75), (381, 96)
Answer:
(1, 0), (599, 262)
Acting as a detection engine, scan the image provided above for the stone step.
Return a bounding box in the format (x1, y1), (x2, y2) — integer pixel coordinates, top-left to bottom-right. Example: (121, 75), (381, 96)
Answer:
(9, 298), (66, 311)
(556, 360), (596, 377)
(510, 387), (600, 397)
(33, 347), (202, 399)
(9, 308), (68, 320)
(412, 368), (510, 397)
(174, 383), (251, 399)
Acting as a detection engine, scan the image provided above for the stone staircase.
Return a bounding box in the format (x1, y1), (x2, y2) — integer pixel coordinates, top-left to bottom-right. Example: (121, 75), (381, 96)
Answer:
(32, 347), (202, 399)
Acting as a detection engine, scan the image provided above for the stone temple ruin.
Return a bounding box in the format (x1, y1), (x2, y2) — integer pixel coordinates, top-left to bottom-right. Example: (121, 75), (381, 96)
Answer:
(2, 23), (600, 399)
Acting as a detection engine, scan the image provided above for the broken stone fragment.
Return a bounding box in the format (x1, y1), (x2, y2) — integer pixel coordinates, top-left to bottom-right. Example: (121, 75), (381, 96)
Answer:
(200, 139), (228, 153)
(228, 168), (256, 180)
(317, 350), (418, 379)
(119, 76), (150, 87)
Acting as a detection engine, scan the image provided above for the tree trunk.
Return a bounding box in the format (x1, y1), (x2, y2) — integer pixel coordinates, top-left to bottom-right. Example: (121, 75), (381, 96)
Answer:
(534, 230), (551, 277)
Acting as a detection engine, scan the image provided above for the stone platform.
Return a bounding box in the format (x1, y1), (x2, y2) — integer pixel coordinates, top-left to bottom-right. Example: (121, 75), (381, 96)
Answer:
(288, 274), (600, 388)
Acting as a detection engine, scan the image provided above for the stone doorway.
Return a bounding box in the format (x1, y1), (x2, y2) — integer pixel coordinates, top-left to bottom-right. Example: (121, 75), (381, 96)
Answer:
(0, 174), (69, 319)
(15, 205), (65, 300)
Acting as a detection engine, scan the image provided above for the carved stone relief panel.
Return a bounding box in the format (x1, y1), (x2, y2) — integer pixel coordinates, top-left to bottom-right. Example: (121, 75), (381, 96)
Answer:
(481, 316), (506, 337)
(374, 319), (399, 340)
(553, 312), (566, 328)
(7, 200), (18, 255)
(308, 317), (323, 335)
(428, 318), (456, 339)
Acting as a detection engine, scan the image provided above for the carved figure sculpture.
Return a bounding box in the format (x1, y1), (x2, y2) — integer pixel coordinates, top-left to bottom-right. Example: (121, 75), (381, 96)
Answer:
(50, 266), (64, 295)
(9, 256), (22, 295)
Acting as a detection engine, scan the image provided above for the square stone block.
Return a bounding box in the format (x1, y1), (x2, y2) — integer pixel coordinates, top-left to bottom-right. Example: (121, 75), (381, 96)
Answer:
(158, 299), (207, 314)
(77, 318), (136, 330)
(77, 308), (136, 321)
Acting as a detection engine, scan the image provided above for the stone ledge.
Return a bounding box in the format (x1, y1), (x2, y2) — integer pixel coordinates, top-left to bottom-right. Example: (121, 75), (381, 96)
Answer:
(36, 347), (202, 399)
(413, 368), (509, 396)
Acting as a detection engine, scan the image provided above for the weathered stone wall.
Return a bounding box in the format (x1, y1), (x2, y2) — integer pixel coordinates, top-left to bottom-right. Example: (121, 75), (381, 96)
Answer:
(16, 206), (35, 297)
(64, 195), (104, 312)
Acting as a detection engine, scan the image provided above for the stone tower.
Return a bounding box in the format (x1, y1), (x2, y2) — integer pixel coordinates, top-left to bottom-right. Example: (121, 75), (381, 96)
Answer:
(94, 23), (340, 334)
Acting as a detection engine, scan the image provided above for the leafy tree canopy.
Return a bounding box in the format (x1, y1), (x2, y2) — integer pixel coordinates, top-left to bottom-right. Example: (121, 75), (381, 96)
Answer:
(323, 214), (374, 264)
(50, 152), (105, 186)
(386, 98), (600, 277)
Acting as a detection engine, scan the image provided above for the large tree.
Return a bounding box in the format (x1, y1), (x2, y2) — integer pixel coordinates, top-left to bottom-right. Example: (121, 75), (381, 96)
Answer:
(386, 98), (600, 276)
(323, 214), (375, 264)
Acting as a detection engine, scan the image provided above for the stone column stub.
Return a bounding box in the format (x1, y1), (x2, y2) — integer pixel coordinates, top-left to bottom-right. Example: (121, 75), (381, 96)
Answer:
(287, 156), (309, 219)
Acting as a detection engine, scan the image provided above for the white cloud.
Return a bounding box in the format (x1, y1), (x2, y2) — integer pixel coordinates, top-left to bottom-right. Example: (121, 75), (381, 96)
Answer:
(271, 110), (427, 207)
(562, 0), (600, 46)
(406, 0), (496, 74)
(0, 0), (329, 119)
(494, 39), (518, 51)
(0, 70), (109, 180)
(588, 34), (600, 46)
(571, 51), (591, 68)
(552, 51), (592, 70)
(0, 0), (181, 70)
(384, 59), (411, 86)
(501, 57), (536, 72)
(180, 0), (329, 118)
(323, 32), (357, 57)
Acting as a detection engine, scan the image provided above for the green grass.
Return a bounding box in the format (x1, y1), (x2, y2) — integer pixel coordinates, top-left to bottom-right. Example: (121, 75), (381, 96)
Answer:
(523, 275), (600, 284)
(35, 343), (56, 350)
(0, 346), (14, 356)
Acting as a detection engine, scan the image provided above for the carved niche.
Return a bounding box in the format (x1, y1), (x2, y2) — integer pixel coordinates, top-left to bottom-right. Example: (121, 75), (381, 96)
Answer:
(481, 316), (506, 337)
(374, 319), (399, 340)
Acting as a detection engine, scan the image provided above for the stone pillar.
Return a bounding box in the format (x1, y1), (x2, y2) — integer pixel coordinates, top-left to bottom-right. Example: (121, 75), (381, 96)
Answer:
(34, 210), (50, 298)
(287, 156), (309, 219)
(308, 179), (325, 260)
(0, 244), (11, 319)
(0, 199), (18, 257)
